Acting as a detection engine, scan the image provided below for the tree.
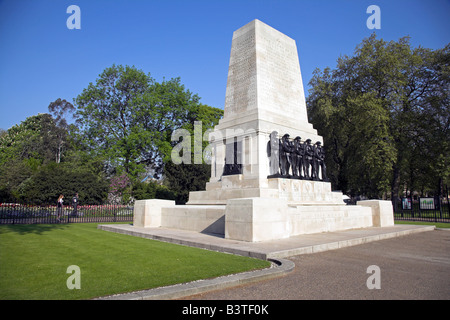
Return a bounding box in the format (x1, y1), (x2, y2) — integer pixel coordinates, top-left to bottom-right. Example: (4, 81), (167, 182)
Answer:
(0, 114), (53, 202)
(0, 112), (107, 204)
(75, 65), (207, 181)
(307, 34), (449, 201)
(75, 64), (153, 178)
(16, 162), (108, 204)
(132, 180), (175, 202)
(48, 98), (76, 163)
(163, 103), (223, 204)
(74, 64), (224, 203)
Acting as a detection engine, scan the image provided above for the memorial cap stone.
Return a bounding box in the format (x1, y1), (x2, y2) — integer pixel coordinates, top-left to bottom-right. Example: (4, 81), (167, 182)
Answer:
(221, 19), (311, 132)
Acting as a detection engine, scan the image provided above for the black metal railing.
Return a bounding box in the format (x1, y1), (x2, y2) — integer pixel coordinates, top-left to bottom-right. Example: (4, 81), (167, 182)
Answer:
(0, 203), (134, 224)
(393, 197), (450, 223)
(344, 196), (449, 224)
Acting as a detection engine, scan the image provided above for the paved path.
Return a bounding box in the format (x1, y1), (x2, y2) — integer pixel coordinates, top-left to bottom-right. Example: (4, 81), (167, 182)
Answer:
(183, 229), (450, 300)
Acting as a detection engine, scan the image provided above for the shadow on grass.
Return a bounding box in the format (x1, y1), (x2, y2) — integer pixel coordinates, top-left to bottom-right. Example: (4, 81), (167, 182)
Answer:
(0, 223), (71, 235)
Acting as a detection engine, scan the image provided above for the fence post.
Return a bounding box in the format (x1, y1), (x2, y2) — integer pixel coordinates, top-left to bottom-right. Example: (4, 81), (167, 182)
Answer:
(433, 197), (437, 223)
(418, 197), (421, 219)
(400, 199), (404, 218)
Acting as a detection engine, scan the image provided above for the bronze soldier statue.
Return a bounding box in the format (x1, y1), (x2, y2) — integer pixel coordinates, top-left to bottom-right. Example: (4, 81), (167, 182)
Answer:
(303, 139), (314, 180)
(315, 141), (328, 181)
(293, 136), (304, 178)
(280, 134), (293, 176)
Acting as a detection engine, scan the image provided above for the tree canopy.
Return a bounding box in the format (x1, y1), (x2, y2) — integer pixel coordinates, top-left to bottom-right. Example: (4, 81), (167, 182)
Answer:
(0, 112), (108, 204)
(74, 64), (221, 181)
(307, 34), (449, 202)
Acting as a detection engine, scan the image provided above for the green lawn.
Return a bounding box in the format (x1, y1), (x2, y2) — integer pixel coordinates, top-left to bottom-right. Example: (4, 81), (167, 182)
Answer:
(0, 223), (270, 300)
(395, 220), (450, 229)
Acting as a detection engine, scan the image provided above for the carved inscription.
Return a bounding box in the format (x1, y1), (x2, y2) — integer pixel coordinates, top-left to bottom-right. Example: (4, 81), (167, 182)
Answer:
(225, 32), (257, 116)
(257, 34), (304, 117)
(224, 20), (308, 123)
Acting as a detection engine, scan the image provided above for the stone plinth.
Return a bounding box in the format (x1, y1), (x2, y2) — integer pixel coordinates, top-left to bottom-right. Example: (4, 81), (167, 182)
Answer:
(133, 198), (385, 242)
(357, 200), (395, 227)
(288, 204), (373, 236)
(187, 175), (344, 206)
(133, 199), (176, 228)
(225, 198), (289, 242)
(161, 205), (225, 234)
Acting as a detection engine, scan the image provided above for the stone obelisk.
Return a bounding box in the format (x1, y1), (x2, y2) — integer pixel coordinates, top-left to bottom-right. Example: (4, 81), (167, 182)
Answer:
(188, 19), (325, 203)
(221, 19), (316, 132)
(213, 19), (322, 183)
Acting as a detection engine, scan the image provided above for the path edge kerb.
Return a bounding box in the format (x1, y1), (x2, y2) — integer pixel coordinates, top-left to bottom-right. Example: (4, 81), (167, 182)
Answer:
(95, 258), (295, 300)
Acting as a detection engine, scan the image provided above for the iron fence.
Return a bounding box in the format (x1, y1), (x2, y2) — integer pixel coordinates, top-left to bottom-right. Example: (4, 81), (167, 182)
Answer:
(0, 203), (134, 224)
(3, 198), (448, 225)
(393, 197), (450, 223)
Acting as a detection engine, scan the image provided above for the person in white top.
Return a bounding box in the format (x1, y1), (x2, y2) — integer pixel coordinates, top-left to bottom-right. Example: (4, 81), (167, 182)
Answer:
(57, 194), (64, 222)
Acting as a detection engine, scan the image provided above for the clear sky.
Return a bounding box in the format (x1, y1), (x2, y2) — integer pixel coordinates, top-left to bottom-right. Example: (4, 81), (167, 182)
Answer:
(0, 0), (449, 130)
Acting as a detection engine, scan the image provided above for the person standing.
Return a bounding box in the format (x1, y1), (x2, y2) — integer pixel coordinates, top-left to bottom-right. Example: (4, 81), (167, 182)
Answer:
(57, 194), (64, 222)
(72, 193), (79, 217)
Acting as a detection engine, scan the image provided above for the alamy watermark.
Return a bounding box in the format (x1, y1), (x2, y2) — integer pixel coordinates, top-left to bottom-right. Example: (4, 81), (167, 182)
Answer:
(170, 121), (260, 166)
(66, 5), (81, 30)
(366, 5), (381, 30)
(66, 265), (81, 289)
(366, 265), (381, 289)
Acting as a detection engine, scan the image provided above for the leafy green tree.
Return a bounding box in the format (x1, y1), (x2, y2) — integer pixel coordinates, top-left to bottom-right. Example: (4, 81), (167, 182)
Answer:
(47, 98), (76, 163)
(75, 65), (208, 181)
(0, 114), (54, 202)
(132, 181), (176, 201)
(75, 64), (153, 178)
(163, 162), (210, 204)
(0, 111), (108, 204)
(16, 162), (108, 205)
(307, 34), (449, 201)
(163, 103), (223, 204)
(75, 64), (224, 204)
(0, 114), (47, 165)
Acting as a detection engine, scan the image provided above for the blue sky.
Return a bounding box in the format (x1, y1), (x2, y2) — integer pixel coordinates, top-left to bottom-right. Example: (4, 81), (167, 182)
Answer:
(0, 0), (449, 130)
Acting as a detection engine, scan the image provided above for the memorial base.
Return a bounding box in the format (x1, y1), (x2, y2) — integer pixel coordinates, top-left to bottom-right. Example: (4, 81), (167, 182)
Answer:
(133, 197), (393, 242)
(187, 175), (344, 206)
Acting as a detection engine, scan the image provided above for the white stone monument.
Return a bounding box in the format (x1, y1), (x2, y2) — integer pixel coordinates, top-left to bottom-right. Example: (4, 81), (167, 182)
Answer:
(133, 19), (394, 242)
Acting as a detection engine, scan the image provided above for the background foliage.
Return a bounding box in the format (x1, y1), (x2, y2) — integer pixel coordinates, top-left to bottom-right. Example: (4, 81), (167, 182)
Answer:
(307, 34), (449, 203)
(0, 65), (223, 205)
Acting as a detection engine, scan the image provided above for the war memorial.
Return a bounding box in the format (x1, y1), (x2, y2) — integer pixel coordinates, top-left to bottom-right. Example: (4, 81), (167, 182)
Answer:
(132, 19), (394, 242)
